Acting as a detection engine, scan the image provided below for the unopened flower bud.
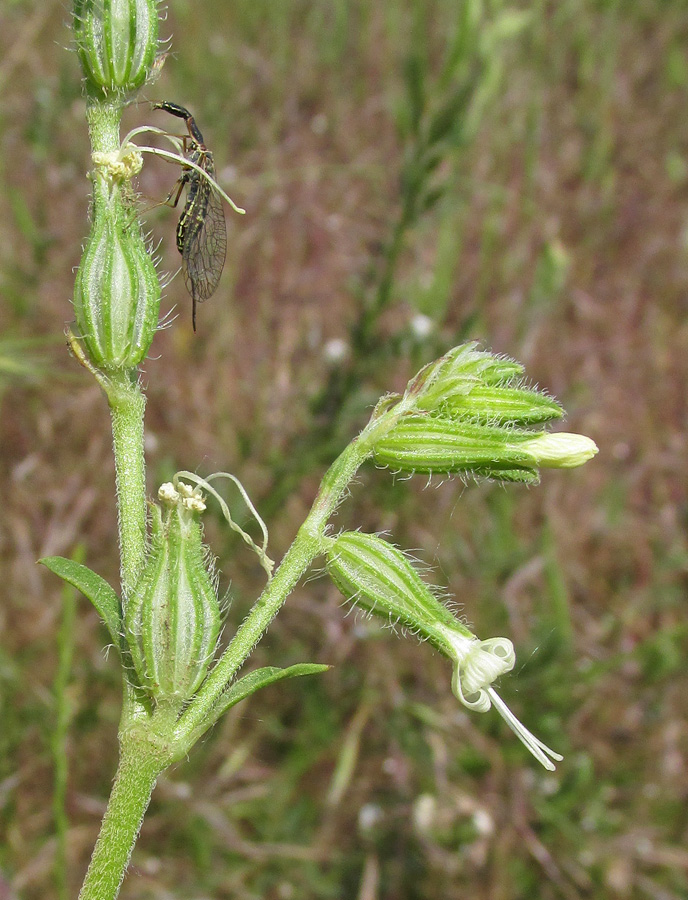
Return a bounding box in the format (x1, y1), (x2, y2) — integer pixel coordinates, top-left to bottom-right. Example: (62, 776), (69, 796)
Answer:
(73, 191), (160, 370)
(125, 485), (221, 702)
(407, 343), (524, 406)
(73, 0), (161, 97)
(422, 384), (563, 426)
(521, 432), (599, 468)
(373, 415), (597, 480)
(406, 343), (561, 425)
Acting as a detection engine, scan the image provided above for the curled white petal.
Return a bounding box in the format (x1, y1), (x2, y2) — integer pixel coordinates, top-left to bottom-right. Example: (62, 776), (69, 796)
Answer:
(460, 637), (515, 696)
(183, 495), (207, 513)
(158, 482), (180, 504)
(446, 630), (563, 770)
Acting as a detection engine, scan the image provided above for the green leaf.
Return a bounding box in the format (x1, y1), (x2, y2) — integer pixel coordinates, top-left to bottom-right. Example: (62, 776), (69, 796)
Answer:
(211, 664), (330, 721)
(40, 557), (122, 649)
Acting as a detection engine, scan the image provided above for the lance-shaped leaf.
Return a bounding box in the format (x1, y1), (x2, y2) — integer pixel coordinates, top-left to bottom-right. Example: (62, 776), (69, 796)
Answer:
(40, 556), (122, 651)
(179, 663), (330, 751)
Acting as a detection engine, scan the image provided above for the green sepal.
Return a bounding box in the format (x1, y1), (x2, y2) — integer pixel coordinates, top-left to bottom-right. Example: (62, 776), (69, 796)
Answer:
(39, 556), (122, 651)
(426, 384), (564, 426)
(477, 467), (540, 484)
(326, 531), (472, 656)
(124, 498), (222, 702)
(373, 415), (542, 477)
(73, 189), (161, 371)
(74, 0), (161, 97)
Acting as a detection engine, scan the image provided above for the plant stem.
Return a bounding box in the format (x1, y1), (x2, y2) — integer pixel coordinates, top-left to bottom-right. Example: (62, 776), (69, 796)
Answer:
(84, 101), (149, 600)
(87, 99), (122, 155)
(107, 371), (148, 600)
(77, 735), (167, 900)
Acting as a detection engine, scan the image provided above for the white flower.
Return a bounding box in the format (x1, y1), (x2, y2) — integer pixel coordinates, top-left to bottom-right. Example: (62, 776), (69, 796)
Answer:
(438, 627), (563, 771)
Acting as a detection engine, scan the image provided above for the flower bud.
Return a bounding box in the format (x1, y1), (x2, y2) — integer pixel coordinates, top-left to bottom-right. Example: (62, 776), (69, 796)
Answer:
(520, 432), (599, 468)
(421, 384), (563, 426)
(125, 483), (221, 702)
(73, 0), (161, 97)
(408, 343), (561, 425)
(407, 343), (523, 404)
(73, 191), (160, 370)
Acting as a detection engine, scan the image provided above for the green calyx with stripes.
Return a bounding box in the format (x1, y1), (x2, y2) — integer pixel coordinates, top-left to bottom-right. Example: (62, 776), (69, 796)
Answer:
(73, 0), (161, 98)
(124, 482), (222, 704)
(73, 175), (160, 371)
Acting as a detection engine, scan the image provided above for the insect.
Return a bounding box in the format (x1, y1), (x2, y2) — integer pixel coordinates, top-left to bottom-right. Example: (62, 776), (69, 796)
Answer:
(153, 101), (227, 331)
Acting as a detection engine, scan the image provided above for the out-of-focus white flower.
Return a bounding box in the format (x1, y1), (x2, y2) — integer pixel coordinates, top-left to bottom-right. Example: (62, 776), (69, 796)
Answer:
(323, 338), (349, 365)
(410, 313), (434, 339)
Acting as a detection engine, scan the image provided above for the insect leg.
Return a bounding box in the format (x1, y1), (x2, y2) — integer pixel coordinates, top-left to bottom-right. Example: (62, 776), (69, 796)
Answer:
(162, 170), (190, 208)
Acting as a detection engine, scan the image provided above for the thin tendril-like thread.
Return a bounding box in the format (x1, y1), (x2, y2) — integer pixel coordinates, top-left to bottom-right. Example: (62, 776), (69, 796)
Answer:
(118, 125), (245, 214)
(173, 471), (274, 579)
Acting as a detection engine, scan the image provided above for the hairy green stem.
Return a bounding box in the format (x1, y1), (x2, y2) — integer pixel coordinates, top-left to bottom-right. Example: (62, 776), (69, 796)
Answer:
(77, 736), (167, 900)
(107, 372), (148, 599)
(86, 100), (122, 155)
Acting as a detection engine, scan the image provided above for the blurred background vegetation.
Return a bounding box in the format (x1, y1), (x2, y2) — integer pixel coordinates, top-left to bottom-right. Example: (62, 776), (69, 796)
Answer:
(1, 0), (687, 897)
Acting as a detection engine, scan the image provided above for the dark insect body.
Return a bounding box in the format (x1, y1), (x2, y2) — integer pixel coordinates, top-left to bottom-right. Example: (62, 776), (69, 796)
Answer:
(154, 101), (227, 331)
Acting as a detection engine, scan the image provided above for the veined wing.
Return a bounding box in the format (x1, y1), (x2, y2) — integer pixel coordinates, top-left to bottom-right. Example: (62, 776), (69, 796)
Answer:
(181, 155), (227, 311)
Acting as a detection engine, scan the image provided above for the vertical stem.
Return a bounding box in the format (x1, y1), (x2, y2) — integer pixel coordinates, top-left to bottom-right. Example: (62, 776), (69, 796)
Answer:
(107, 372), (148, 599)
(85, 100), (149, 601)
(86, 100), (123, 155)
(77, 737), (166, 900)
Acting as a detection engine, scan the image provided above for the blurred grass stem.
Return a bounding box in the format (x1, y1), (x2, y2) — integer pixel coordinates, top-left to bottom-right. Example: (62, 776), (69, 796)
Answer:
(52, 566), (79, 900)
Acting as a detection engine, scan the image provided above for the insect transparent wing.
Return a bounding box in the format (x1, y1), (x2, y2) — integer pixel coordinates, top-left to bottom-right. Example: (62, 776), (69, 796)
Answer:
(181, 163), (227, 304)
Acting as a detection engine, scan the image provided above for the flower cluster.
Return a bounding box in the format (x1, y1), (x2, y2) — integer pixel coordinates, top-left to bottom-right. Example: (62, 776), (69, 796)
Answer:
(372, 343), (597, 482)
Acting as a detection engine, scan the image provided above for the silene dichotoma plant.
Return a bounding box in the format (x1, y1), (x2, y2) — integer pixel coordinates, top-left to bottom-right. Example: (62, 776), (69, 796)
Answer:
(42, 3), (598, 899)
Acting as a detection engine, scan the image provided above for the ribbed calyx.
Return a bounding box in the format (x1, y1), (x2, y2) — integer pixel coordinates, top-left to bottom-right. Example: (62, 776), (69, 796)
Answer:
(326, 531), (475, 654)
(73, 179), (160, 370)
(73, 0), (161, 97)
(125, 482), (222, 703)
